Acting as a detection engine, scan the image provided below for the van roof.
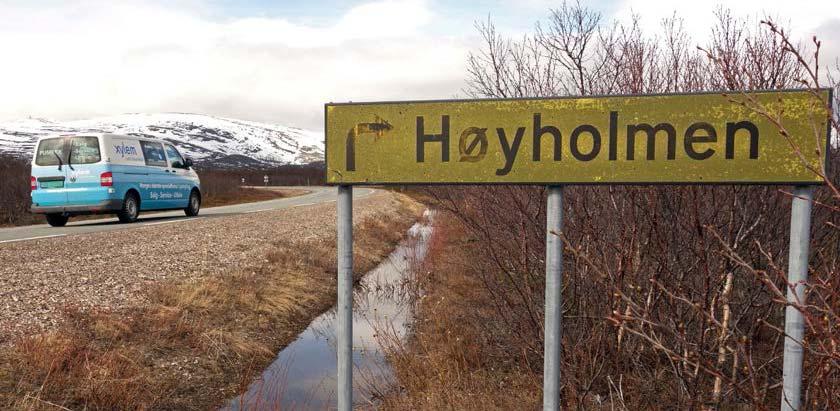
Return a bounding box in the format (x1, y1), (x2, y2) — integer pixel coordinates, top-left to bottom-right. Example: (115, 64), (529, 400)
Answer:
(35, 133), (165, 144)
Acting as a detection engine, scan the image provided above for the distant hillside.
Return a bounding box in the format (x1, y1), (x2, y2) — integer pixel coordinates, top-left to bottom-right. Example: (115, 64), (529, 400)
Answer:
(0, 113), (323, 168)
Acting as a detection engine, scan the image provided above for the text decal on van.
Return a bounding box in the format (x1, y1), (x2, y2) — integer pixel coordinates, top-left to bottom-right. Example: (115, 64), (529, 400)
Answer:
(110, 139), (145, 164)
(114, 143), (138, 158)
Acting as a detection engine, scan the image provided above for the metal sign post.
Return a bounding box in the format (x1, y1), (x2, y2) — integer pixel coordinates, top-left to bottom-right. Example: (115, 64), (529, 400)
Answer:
(336, 185), (353, 411)
(543, 186), (564, 410)
(781, 186), (815, 411)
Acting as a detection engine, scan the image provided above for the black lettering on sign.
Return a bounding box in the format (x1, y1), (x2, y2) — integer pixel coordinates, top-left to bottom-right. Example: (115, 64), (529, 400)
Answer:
(533, 113), (562, 161)
(609, 111), (618, 160)
(570, 124), (601, 161)
(725, 121), (759, 159)
(405, 112), (761, 174)
(459, 127), (488, 162)
(416, 116), (450, 163)
(496, 127), (526, 176)
(626, 122), (677, 160)
(345, 128), (356, 171)
(684, 122), (717, 160)
(345, 117), (392, 171)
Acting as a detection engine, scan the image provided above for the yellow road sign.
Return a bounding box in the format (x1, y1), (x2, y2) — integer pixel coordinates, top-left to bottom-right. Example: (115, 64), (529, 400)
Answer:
(325, 90), (832, 185)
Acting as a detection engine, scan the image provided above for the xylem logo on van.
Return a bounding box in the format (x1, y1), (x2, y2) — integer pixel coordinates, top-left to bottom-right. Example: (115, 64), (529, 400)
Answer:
(114, 143), (137, 157)
(111, 139), (144, 163)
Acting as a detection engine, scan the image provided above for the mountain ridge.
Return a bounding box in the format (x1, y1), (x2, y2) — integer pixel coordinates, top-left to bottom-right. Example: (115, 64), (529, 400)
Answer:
(0, 113), (324, 168)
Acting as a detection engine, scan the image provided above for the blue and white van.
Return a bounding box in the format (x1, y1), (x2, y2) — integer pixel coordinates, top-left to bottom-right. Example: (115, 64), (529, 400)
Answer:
(30, 134), (201, 227)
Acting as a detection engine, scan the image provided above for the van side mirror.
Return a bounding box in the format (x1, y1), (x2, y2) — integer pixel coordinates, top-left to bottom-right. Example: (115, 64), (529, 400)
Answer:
(184, 158), (194, 169)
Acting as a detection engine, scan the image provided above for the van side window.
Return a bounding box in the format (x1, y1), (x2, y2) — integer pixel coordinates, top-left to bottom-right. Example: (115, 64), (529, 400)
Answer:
(139, 141), (167, 167)
(164, 144), (185, 168)
(69, 137), (101, 164)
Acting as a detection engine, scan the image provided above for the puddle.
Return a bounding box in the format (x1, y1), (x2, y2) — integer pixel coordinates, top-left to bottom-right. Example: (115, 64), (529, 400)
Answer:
(225, 210), (434, 410)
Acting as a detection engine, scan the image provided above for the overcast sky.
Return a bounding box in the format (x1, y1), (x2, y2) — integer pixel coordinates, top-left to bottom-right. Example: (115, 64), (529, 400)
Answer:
(0, 0), (837, 130)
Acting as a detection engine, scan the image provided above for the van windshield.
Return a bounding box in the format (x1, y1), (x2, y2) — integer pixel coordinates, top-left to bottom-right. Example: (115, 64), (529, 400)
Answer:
(35, 138), (66, 166)
(35, 137), (101, 167)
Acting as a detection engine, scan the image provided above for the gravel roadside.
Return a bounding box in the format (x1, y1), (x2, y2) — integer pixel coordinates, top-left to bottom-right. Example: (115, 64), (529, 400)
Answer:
(0, 189), (400, 340)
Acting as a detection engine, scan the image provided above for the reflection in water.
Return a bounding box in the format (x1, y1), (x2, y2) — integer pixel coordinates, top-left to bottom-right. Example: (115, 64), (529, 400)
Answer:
(225, 210), (434, 410)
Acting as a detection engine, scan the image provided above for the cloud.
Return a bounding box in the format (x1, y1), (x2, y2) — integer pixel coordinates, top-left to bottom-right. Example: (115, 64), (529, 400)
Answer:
(0, 0), (836, 131)
(0, 0), (470, 129)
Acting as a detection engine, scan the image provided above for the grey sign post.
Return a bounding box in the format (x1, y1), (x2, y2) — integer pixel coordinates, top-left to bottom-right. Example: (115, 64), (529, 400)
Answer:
(336, 185), (353, 411)
(781, 186), (815, 411)
(543, 186), (564, 410)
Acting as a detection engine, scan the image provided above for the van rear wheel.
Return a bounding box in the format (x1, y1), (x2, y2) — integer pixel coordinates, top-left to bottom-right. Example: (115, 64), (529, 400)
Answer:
(46, 213), (68, 227)
(185, 190), (201, 216)
(118, 192), (140, 223)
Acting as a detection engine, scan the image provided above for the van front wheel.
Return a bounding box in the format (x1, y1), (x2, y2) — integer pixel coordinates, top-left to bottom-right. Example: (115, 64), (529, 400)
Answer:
(118, 192), (140, 223)
(46, 213), (68, 227)
(185, 190), (201, 216)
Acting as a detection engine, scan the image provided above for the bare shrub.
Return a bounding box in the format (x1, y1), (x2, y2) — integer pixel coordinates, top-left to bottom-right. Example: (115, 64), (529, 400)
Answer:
(385, 3), (839, 409)
(0, 154), (33, 226)
(198, 163), (325, 191)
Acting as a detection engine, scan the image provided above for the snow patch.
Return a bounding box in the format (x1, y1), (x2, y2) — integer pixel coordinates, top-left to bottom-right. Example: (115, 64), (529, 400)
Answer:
(0, 113), (324, 167)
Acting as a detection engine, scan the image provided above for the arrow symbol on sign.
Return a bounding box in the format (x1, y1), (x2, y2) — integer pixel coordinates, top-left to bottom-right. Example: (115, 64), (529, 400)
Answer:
(346, 115), (392, 171)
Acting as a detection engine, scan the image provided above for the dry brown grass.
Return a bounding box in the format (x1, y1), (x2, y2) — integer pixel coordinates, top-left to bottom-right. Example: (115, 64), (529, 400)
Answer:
(199, 186), (299, 208)
(0, 193), (423, 410)
(378, 212), (542, 410)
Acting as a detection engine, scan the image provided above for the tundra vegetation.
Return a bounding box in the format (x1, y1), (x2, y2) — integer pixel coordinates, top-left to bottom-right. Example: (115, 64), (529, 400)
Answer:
(378, 4), (839, 410)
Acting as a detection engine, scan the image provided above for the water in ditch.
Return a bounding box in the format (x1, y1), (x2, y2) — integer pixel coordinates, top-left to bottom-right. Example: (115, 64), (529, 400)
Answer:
(225, 210), (434, 410)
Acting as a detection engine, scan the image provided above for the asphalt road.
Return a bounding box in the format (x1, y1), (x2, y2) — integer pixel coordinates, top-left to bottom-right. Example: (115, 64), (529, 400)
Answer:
(0, 186), (373, 244)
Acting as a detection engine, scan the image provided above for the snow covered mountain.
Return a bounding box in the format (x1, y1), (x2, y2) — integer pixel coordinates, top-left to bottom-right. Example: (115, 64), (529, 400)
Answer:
(0, 113), (324, 168)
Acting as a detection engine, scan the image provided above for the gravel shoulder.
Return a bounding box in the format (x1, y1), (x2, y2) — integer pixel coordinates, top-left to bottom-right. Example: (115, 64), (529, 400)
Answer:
(0, 189), (399, 341)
